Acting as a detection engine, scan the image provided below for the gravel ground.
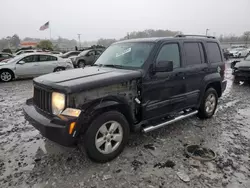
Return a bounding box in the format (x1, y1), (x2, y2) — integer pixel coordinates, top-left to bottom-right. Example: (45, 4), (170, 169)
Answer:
(0, 62), (250, 188)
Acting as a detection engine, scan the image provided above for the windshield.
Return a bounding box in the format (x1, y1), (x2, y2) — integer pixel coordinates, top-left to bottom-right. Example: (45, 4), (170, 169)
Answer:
(94, 42), (154, 68)
(7, 54), (25, 63)
(61, 51), (72, 57)
(79, 50), (90, 56)
(245, 55), (250, 61)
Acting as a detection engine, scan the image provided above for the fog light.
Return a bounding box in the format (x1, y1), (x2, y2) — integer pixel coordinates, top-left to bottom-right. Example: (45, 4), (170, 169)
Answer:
(61, 108), (81, 117)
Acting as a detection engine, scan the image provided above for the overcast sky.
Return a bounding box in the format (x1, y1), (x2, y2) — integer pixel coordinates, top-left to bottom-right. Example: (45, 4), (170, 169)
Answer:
(0, 0), (249, 41)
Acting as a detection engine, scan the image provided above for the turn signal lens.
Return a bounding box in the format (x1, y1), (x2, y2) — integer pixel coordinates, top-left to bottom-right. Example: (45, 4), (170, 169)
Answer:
(69, 122), (76, 135)
(61, 108), (81, 117)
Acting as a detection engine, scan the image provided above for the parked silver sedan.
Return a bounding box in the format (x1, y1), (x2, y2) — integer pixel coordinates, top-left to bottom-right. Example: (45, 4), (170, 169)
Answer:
(0, 53), (74, 82)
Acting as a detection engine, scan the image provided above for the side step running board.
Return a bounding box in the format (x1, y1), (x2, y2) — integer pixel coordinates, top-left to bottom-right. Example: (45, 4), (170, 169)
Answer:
(143, 110), (198, 133)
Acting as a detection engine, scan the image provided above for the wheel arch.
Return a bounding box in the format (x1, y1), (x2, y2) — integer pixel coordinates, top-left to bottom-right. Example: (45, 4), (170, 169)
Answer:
(77, 98), (135, 134)
(0, 68), (15, 79)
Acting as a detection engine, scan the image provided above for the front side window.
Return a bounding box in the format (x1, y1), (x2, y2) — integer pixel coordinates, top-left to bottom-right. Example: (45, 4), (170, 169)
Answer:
(95, 42), (154, 68)
(156, 43), (181, 69)
(21, 55), (38, 63)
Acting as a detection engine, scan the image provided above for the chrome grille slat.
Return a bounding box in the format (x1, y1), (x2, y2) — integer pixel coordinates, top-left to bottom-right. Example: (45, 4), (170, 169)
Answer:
(33, 87), (51, 113)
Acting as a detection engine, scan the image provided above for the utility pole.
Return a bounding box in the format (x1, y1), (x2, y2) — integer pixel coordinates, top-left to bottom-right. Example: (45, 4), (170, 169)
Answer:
(206, 29), (209, 36)
(77, 34), (81, 49)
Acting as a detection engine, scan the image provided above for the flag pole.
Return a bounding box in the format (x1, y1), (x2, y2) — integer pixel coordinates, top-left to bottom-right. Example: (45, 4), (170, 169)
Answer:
(49, 21), (51, 40)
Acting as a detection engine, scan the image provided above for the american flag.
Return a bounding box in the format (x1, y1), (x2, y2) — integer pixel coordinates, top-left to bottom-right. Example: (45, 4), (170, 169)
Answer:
(39, 21), (49, 31)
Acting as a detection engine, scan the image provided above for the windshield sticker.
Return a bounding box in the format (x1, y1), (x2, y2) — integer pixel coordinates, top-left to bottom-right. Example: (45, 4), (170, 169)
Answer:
(116, 48), (131, 57)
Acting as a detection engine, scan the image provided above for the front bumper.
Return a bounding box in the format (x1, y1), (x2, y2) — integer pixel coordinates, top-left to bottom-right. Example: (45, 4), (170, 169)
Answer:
(222, 80), (227, 92)
(23, 99), (78, 147)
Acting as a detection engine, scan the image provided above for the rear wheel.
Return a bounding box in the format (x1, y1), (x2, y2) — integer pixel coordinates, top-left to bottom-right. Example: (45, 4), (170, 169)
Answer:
(78, 61), (85, 68)
(198, 88), (218, 119)
(0, 70), (13, 82)
(54, 67), (65, 72)
(83, 111), (130, 163)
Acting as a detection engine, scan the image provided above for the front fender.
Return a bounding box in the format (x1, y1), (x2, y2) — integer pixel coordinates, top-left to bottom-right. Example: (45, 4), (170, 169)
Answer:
(76, 97), (135, 134)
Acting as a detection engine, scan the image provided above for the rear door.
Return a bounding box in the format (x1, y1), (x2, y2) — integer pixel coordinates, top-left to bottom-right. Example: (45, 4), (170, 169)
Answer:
(182, 41), (208, 106)
(38, 55), (58, 75)
(15, 55), (39, 77)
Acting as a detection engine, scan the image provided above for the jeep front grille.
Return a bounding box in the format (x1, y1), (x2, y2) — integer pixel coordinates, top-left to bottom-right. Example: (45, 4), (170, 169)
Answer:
(33, 87), (52, 113)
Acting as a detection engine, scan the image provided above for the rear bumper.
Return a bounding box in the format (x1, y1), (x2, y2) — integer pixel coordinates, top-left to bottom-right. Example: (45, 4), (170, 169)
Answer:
(222, 80), (227, 92)
(23, 99), (78, 147)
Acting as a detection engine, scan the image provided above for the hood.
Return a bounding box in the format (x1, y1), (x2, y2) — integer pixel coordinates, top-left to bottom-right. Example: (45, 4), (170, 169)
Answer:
(229, 50), (239, 54)
(234, 60), (250, 68)
(34, 66), (142, 93)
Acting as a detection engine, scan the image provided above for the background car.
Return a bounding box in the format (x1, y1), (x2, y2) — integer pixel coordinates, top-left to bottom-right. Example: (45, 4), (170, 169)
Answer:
(0, 53), (73, 82)
(73, 49), (104, 68)
(49, 51), (63, 56)
(14, 49), (43, 56)
(60, 51), (81, 59)
(0, 52), (14, 62)
(229, 48), (249, 58)
(232, 54), (250, 83)
(222, 48), (230, 60)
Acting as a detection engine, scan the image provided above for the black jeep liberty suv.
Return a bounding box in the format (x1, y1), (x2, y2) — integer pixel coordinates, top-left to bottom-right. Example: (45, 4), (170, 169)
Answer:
(24, 35), (227, 162)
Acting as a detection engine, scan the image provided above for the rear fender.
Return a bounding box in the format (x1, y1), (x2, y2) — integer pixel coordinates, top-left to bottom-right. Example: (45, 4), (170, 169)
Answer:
(198, 73), (221, 106)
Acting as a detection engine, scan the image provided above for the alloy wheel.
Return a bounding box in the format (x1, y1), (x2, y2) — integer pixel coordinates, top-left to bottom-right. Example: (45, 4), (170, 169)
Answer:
(95, 121), (123, 154)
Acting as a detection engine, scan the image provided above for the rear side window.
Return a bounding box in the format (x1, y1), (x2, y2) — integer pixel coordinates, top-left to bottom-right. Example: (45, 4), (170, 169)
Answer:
(183, 42), (204, 66)
(156, 43), (181, 69)
(207, 42), (222, 63)
(39, 55), (57, 62)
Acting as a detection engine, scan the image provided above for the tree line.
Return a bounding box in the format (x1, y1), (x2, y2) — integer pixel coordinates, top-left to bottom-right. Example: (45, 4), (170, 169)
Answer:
(1, 30), (250, 51)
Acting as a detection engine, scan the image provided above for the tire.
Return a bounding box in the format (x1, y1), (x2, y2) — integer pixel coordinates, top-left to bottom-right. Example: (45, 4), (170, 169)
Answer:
(83, 111), (130, 163)
(54, 67), (65, 72)
(198, 88), (218, 119)
(78, 60), (85, 68)
(234, 76), (240, 83)
(0, 70), (13, 82)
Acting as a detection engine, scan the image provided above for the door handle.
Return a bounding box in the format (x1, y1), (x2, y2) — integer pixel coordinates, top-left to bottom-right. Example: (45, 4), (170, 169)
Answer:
(176, 72), (185, 79)
(202, 67), (209, 72)
(176, 72), (185, 77)
(33, 64), (39, 66)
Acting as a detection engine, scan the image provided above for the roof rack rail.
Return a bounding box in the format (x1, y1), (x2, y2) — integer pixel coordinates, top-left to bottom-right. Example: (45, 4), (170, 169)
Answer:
(175, 34), (216, 39)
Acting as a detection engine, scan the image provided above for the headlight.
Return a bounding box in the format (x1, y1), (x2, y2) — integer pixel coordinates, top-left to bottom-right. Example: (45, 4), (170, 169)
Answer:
(52, 92), (65, 115)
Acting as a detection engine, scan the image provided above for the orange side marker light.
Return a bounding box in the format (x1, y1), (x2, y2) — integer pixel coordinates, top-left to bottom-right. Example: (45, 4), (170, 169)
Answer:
(69, 122), (76, 135)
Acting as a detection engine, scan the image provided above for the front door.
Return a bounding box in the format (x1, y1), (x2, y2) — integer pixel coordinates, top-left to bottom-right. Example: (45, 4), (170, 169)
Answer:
(142, 42), (187, 120)
(15, 55), (39, 78)
(85, 50), (95, 65)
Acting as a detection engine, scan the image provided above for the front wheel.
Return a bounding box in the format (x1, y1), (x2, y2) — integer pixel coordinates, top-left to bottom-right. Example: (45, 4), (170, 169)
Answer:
(78, 61), (85, 68)
(54, 67), (65, 72)
(0, 70), (13, 82)
(83, 111), (130, 163)
(198, 88), (218, 119)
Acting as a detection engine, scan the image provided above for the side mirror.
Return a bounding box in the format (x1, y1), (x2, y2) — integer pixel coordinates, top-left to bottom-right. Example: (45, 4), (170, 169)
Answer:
(18, 60), (25, 64)
(155, 61), (173, 72)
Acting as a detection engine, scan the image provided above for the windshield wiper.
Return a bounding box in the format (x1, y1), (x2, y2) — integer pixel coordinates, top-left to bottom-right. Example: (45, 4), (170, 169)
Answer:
(103, 64), (124, 68)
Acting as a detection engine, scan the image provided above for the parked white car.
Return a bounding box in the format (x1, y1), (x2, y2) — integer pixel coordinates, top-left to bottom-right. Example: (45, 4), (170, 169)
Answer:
(0, 53), (74, 82)
(229, 48), (249, 58)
